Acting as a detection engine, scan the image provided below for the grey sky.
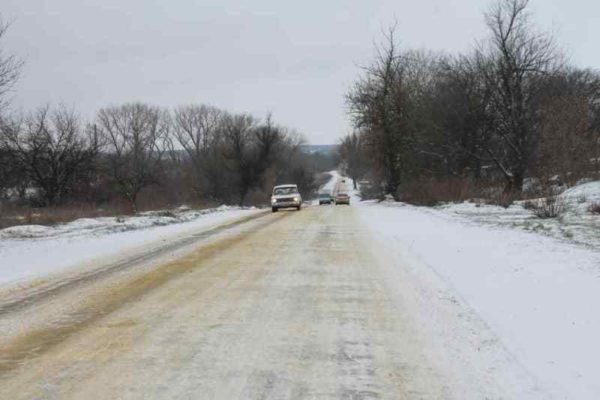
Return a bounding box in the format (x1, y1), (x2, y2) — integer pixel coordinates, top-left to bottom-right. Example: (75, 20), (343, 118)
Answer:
(2, 1), (599, 144)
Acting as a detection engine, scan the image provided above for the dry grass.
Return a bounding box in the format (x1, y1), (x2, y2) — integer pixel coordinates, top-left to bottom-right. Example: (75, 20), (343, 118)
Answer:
(588, 202), (600, 215)
(397, 178), (485, 206)
(0, 202), (128, 229)
(0, 192), (219, 229)
(531, 197), (567, 219)
(485, 191), (521, 208)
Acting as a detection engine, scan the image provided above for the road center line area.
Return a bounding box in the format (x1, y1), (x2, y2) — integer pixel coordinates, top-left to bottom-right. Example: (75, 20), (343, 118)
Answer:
(0, 204), (546, 399)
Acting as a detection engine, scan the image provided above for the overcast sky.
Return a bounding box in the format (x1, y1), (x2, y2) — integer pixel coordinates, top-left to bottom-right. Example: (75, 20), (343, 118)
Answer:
(2, 0), (599, 144)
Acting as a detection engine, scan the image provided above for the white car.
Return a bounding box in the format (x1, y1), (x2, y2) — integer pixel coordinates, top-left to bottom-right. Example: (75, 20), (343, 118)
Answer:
(335, 192), (350, 205)
(271, 184), (302, 212)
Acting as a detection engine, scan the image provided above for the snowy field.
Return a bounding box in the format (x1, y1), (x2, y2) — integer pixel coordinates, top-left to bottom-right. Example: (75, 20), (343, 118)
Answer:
(345, 178), (600, 399)
(0, 206), (261, 288)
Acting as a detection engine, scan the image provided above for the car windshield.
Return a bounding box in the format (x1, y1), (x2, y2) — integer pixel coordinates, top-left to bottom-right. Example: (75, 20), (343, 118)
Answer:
(337, 193), (348, 196)
(319, 193), (330, 198)
(273, 187), (298, 195)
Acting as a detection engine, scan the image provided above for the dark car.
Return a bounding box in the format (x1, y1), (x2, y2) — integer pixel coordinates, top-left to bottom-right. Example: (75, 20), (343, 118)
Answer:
(318, 192), (333, 205)
(335, 192), (350, 205)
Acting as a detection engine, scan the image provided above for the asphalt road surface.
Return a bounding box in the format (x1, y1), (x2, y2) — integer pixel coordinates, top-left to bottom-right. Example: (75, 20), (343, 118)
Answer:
(0, 199), (541, 399)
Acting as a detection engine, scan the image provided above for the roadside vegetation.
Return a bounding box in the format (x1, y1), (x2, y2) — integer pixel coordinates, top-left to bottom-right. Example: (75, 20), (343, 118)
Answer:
(0, 102), (321, 228)
(340, 0), (600, 212)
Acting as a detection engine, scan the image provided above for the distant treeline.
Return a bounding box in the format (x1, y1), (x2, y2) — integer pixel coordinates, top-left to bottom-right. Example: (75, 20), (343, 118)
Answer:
(339, 0), (600, 203)
(0, 103), (328, 211)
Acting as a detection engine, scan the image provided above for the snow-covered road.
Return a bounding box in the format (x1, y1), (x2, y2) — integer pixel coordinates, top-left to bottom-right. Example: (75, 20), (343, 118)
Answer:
(0, 206), (262, 289)
(0, 174), (599, 398)
(355, 200), (600, 399)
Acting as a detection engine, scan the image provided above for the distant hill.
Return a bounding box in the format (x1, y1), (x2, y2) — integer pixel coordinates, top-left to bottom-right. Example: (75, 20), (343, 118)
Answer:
(300, 144), (338, 155)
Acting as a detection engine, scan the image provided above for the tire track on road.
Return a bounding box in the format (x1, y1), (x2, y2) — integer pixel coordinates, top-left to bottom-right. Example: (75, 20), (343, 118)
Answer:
(0, 212), (290, 376)
(0, 211), (269, 317)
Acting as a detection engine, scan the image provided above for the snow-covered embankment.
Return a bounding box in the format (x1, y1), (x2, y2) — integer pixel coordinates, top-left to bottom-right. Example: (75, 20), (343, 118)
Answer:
(0, 206), (261, 288)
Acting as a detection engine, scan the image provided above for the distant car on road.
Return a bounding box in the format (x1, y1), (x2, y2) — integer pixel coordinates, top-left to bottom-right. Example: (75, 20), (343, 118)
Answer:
(335, 192), (350, 205)
(318, 192), (333, 205)
(271, 184), (302, 212)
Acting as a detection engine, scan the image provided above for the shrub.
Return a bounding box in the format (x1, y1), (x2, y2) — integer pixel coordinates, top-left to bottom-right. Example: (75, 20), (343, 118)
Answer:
(359, 181), (384, 200)
(488, 192), (518, 209)
(532, 197), (566, 219)
(0, 201), (132, 229)
(588, 202), (600, 214)
(396, 178), (481, 206)
(153, 210), (177, 218)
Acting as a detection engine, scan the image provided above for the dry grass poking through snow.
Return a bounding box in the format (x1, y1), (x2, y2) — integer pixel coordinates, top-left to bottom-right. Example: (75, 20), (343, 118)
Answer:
(588, 202), (600, 214)
(437, 180), (600, 248)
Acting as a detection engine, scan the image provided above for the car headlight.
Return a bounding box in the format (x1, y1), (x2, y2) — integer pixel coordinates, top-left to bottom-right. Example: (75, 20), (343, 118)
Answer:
(293, 197), (299, 202)
(271, 198), (277, 204)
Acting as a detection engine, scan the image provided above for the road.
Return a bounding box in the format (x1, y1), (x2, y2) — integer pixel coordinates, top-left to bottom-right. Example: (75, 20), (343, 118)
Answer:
(0, 194), (542, 398)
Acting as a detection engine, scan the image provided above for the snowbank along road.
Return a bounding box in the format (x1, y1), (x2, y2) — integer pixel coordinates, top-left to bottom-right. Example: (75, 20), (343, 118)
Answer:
(0, 176), (595, 399)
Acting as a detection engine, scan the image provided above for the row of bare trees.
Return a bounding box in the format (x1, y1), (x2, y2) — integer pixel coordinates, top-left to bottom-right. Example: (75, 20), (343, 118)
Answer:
(0, 103), (316, 211)
(343, 0), (600, 200)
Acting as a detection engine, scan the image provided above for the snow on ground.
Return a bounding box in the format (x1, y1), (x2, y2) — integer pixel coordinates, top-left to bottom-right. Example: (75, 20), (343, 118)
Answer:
(310, 170), (341, 206)
(0, 206), (261, 288)
(561, 180), (600, 212)
(436, 180), (600, 249)
(343, 176), (600, 399)
(0, 205), (247, 240)
(320, 170), (340, 194)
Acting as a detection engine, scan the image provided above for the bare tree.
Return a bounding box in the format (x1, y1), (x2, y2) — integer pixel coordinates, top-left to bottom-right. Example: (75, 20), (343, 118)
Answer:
(480, 0), (560, 192)
(253, 114), (284, 188)
(346, 27), (441, 196)
(171, 106), (313, 205)
(346, 27), (412, 196)
(427, 53), (496, 180)
(171, 104), (223, 198)
(0, 16), (23, 114)
(339, 131), (365, 189)
(96, 103), (169, 212)
(265, 129), (317, 197)
(221, 113), (256, 206)
(0, 128), (26, 200)
(535, 68), (600, 183)
(0, 16), (24, 200)
(1, 105), (99, 205)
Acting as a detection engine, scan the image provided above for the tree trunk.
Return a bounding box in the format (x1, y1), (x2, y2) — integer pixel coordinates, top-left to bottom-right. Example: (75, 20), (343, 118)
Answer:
(238, 188), (247, 207)
(503, 172), (524, 194)
(129, 192), (138, 214)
